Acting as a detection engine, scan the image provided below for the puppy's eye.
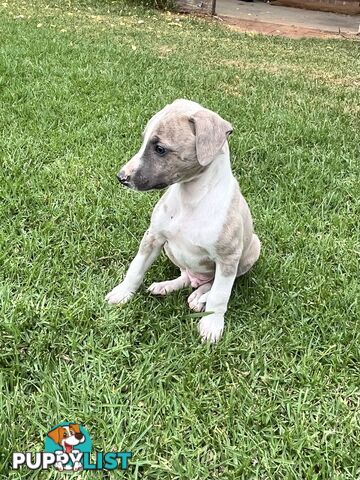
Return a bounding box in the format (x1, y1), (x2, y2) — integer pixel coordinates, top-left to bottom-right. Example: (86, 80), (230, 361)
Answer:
(155, 145), (167, 156)
(63, 432), (68, 437)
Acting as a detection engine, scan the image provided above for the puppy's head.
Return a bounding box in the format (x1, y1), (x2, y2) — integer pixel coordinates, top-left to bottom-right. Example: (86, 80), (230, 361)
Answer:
(117, 99), (233, 191)
(47, 424), (85, 453)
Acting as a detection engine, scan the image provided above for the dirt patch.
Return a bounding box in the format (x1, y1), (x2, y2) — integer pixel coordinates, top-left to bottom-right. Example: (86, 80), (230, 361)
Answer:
(217, 15), (359, 39)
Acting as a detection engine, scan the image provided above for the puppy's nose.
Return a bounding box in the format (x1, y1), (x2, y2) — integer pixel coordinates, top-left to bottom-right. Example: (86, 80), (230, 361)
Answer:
(117, 171), (130, 185)
(75, 433), (83, 440)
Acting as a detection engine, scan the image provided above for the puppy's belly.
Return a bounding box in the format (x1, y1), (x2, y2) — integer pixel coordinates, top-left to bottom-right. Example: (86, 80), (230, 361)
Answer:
(164, 241), (215, 276)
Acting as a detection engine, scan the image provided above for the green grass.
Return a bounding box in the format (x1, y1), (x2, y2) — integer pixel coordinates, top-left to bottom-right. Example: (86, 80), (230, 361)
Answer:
(1, 0), (360, 478)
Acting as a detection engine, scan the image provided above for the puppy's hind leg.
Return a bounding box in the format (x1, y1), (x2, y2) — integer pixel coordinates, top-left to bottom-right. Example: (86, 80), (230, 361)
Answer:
(148, 270), (191, 296)
(237, 233), (261, 277)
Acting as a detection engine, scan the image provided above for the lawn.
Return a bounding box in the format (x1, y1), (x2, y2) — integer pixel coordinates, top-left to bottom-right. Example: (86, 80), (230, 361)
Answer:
(1, 0), (359, 478)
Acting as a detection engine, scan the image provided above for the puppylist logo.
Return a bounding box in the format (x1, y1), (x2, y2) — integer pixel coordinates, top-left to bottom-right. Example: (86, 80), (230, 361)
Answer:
(12, 422), (132, 472)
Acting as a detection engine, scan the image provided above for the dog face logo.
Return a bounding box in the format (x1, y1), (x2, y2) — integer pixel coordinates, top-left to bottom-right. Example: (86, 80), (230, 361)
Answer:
(13, 422), (131, 472)
(45, 422), (92, 472)
(47, 424), (85, 454)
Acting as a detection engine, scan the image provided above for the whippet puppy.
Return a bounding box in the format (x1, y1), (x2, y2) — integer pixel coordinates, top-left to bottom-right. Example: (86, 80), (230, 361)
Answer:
(106, 99), (260, 342)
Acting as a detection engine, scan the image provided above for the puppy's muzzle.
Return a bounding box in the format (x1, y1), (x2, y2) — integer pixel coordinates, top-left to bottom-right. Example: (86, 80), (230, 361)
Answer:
(117, 171), (131, 187)
(116, 167), (168, 191)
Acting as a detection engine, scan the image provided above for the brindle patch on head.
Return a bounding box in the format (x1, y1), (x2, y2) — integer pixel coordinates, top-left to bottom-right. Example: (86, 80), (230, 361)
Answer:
(155, 113), (194, 144)
(132, 112), (205, 191)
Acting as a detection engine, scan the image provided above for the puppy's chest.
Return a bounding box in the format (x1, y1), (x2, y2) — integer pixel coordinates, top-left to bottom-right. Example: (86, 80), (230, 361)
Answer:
(160, 210), (218, 247)
(156, 209), (220, 270)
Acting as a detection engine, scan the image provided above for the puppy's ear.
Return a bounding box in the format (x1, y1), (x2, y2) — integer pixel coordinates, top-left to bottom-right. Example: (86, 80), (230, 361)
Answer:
(190, 109), (233, 166)
(47, 427), (62, 445)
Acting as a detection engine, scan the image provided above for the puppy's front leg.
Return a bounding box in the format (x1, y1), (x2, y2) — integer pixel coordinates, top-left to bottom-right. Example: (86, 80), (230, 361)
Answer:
(106, 229), (164, 305)
(198, 262), (238, 343)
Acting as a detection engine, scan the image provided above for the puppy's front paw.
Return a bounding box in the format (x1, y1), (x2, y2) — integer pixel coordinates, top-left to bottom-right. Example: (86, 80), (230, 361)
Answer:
(105, 282), (134, 305)
(198, 314), (224, 343)
(73, 461), (83, 472)
(55, 462), (64, 471)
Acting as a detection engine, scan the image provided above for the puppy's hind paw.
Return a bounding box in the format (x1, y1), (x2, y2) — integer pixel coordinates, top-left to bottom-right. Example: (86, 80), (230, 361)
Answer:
(188, 289), (210, 312)
(105, 282), (134, 305)
(148, 280), (182, 296)
(198, 314), (224, 343)
(148, 281), (171, 296)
